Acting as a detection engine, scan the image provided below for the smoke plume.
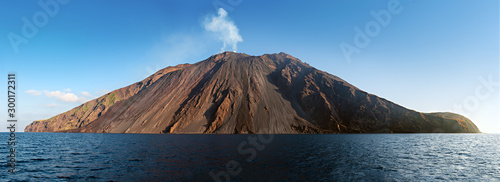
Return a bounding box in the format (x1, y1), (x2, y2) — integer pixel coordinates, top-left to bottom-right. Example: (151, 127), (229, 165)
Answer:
(204, 8), (243, 52)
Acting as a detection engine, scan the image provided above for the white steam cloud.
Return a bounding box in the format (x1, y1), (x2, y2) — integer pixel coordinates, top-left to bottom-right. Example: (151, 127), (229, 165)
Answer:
(204, 8), (243, 52)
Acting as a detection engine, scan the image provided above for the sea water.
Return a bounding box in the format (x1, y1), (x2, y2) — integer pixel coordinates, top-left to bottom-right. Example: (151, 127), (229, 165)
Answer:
(1, 133), (499, 181)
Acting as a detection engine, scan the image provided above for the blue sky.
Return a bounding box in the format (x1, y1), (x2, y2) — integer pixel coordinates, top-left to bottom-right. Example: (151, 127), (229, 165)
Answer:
(1, 0), (498, 133)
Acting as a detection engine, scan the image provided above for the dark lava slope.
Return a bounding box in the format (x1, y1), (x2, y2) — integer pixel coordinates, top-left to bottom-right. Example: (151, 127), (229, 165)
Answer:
(25, 52), (480, 133)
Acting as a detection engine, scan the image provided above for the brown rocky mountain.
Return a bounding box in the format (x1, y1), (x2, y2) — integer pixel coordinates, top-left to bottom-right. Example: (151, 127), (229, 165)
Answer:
(25, 52), (480, 133)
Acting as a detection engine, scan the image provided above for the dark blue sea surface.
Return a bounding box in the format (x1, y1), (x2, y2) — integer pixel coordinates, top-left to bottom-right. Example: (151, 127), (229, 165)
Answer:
(1, 133), (499, 181)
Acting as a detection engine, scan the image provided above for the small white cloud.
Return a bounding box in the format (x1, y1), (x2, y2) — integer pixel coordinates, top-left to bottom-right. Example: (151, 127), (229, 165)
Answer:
(45, 90), (80, 102)
(204, 8), (243, 52)
(45, 103), (58, 108)
(63, 88), (71, 92)
(25, 90), (42, 96)
(28, 89), (95, 104)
